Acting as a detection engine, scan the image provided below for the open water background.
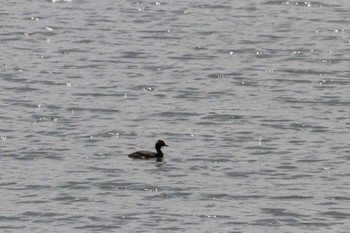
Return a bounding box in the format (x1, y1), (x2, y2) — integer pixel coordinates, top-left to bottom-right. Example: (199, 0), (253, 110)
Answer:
(1, 0), (350, 232)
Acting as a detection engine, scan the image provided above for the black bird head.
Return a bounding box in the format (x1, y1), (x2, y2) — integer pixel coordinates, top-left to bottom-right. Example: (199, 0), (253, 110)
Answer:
(156, 139), (168, 148)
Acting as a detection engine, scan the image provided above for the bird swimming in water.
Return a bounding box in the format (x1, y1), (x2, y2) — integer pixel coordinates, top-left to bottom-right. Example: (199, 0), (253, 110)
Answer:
(128, 140), (168, 159)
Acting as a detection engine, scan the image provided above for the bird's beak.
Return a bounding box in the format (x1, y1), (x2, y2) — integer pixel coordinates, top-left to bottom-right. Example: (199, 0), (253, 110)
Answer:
(165, 144), (169, 147)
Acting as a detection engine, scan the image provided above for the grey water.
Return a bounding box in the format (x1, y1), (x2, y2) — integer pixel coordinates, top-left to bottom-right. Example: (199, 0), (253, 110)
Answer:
(1, 0), (350, 232)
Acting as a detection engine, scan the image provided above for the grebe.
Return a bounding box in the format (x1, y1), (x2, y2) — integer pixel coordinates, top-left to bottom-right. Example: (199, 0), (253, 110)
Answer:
(128, 140), (168, 159)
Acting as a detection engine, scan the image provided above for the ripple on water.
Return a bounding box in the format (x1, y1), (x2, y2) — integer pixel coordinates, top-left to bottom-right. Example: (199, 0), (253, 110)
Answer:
(203, 193), (266, 201)
(319, 211), (350, 219)
(262, 1), (328, 7)
(34, 115), (59, 123)
(87, 130), (120, 140)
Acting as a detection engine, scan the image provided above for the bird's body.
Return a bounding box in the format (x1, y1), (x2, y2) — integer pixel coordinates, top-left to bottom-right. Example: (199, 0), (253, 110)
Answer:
(128, 140), (168, 159)
(128, 150), (158, 159)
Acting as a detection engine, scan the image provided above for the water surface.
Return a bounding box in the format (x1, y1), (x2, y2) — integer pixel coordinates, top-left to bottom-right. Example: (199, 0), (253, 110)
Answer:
(1, 0), (350, 232)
